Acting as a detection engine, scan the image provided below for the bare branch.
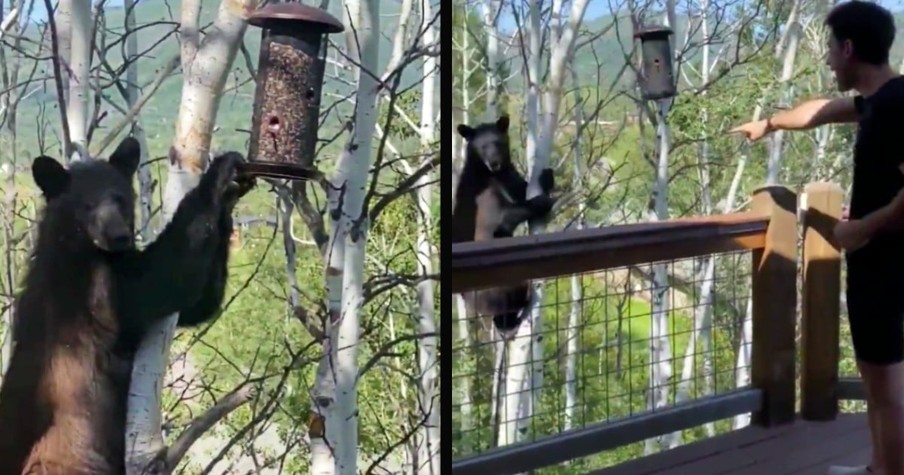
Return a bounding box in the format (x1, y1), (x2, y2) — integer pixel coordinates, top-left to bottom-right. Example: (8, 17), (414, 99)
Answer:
(92, 53), (180, 155)
(162, 383), (258, 468)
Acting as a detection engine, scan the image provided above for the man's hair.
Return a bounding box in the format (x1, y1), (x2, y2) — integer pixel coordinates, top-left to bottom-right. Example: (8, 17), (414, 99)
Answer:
(825, 0), (896, 66)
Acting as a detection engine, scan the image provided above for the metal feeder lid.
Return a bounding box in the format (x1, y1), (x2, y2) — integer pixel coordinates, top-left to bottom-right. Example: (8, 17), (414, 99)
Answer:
(634, 26), (673, 41)
(248, 3), (345, 34)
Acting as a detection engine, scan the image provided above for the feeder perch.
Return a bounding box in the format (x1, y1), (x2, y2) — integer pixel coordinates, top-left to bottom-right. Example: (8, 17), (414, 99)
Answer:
(239, 3), (344, 181)
(634, 26), (676, 101)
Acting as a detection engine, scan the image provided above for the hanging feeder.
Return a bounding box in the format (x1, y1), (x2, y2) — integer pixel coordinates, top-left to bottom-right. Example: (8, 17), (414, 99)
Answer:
(634, 26), (676, 101)
(238, 3), (345, 181)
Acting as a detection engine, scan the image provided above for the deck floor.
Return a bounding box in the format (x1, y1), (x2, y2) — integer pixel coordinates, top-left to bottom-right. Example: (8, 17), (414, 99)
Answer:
(592, 413), (870, 475)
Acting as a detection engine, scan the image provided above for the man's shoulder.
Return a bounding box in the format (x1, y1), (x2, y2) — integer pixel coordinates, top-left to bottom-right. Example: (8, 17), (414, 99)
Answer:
(875, 76), (904, 105)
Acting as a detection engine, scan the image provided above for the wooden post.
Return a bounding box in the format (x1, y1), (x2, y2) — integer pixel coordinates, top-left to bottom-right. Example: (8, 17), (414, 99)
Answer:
(800, 182), (843, 421)
(750, 185), (798, 427)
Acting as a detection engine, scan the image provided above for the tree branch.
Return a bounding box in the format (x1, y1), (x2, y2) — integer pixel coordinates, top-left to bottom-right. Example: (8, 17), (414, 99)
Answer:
(92, 53), (180, 155)
(368, 155), (439, 223)
(42, 0), (72, 158)
(162, 382), (258, 468)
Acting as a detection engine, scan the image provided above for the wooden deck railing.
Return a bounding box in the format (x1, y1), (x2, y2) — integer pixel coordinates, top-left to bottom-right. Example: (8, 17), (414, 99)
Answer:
(451, 183), (851, 474)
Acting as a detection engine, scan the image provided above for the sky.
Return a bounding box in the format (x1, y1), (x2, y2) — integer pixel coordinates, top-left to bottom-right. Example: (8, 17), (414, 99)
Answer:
(495, 0), (904, 34)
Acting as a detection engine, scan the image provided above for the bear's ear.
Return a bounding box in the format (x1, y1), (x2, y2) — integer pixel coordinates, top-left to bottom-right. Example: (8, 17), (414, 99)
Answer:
(32, 156), (70, 199)
(109, 137), (141, 178)
(496, 115), (510, 132)
(457, 124), (475, 140)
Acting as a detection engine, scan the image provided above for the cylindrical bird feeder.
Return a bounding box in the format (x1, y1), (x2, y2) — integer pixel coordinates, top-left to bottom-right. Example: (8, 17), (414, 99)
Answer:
(240, 3), (345, 181)
(634, 26), (676, 101)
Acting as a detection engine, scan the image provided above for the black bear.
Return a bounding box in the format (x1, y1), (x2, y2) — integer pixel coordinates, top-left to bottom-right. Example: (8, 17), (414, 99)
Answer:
(453, 115), (555, 335)
(0, 137), (253, 474)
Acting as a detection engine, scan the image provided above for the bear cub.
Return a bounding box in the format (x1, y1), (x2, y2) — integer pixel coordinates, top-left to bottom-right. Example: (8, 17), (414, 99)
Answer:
(453, 115), (556, 335)
(0, 137), (253, 474)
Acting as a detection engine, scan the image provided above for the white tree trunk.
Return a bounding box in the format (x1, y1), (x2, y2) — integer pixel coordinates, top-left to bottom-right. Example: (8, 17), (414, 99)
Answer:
(482, 0), (502, 119)
(669, 0), (716, 447)
(125, 1), (256, 472)
(311, 0), (380, 472)
(490, 333), (505, 440)
(643, 6), (676, 455)
(733, 296), (754, 429)
(644, 99), (674, 456)
(498, 335), (528, 447)
(123, 0), (153, 241)
(66, 0), (91, 161)
(775, 0), (802, 60)
(454, 23), (472, 446)
(500, 0), (540, 447)
(501, 0), (590, 450)
(452, 10), (474, 198)
(563, 65), (585, 433)
(415, 0), (439, 470)
(766, 18), (801, 184)
(54, 0), (72, 108)
(511, 0), (545, 443)
(455, 295), (472, 450)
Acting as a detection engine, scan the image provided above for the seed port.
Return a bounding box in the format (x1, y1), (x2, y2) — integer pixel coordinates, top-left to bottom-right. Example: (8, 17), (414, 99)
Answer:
(266, 114), (281, 133)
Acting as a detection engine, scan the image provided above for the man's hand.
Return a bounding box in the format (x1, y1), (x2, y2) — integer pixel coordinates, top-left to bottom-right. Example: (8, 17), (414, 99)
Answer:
(729, 119), (773, 142)
(834, 219), (870, 251)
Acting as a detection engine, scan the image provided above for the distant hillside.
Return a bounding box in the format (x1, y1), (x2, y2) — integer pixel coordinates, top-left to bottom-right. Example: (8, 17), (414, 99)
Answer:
(502, 9), (904, 98)
(11, 0), (436, 164)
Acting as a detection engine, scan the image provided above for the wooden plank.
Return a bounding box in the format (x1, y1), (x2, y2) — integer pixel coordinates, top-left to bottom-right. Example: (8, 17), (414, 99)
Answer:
(451, 389), (763, 475)
(451, 212), (768, 292)
(650, 414), (864, 475)
(794, 446), (871, 475)
(732, 424), (869, 474)
(800, 183), (843, 421)
(750, 185), (799, 427)
(591, 423), (789, 475)
(592, 414), (868, 475)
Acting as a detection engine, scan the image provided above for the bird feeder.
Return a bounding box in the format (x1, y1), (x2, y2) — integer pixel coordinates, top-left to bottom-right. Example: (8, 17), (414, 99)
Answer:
(239, 3), (345, 181)
(634, 26), (676, 101)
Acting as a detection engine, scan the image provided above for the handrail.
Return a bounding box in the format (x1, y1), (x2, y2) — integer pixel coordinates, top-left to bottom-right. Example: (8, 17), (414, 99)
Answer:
(451, 210), (770, 292)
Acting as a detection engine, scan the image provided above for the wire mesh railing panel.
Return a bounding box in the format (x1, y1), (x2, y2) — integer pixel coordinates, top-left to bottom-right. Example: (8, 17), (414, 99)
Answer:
(452, 250), (754, 468)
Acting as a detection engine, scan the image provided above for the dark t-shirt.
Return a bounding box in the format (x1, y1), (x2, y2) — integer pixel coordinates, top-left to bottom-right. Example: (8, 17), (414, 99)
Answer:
(848, 75), (904, 286)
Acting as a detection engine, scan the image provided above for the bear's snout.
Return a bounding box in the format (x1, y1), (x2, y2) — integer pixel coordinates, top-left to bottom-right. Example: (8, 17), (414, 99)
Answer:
(91, 203), (134, 252)
(104, 229), (133, 252)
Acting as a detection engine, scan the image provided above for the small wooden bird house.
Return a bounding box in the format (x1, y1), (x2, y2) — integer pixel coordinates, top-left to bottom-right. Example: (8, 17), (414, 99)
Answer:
(634, 26), (676, 101)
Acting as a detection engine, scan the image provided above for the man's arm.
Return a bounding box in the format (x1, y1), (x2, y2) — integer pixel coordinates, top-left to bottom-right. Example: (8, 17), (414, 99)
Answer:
(768, 97), (860, 130)
(730, 97), (860, 141)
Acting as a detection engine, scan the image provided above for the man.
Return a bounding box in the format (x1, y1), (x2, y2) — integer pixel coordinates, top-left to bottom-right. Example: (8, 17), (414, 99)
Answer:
(731, 2), (904, 474)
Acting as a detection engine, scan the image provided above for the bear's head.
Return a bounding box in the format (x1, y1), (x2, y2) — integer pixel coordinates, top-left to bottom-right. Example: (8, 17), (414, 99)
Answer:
(31, 137), (141, 253)
(457, 115), (511, 173)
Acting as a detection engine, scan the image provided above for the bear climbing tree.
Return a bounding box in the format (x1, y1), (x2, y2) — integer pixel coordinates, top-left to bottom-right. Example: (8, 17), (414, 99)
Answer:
(0, 137), (253, 474)
(453, 115), (556, 334)
(452, 115), (555, 244)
